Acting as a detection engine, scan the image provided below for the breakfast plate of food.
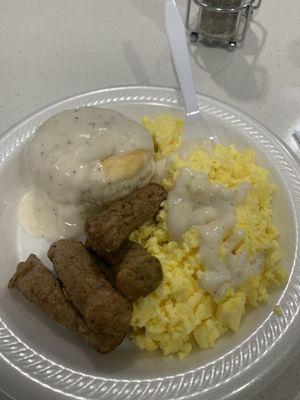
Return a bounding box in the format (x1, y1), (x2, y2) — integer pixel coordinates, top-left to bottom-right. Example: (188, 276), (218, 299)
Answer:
(0, 86), (299, 400)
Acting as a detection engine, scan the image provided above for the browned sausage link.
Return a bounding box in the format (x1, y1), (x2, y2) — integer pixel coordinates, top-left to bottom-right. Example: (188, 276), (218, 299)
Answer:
(48, 240), (132, 346)
(100, 241), (163, 302)
(115, 242), (163, 301)
(85, 183), (167, 255)
(102, 240), (132, 268)
(8, 255), (117, 353)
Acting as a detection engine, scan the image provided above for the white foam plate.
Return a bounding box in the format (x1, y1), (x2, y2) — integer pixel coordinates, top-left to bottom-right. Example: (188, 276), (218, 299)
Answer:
(0, 86), (299, 400)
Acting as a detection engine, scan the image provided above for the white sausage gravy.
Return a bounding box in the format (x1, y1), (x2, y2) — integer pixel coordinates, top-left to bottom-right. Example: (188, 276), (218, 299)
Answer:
(167, 168), (264, 297)
(18, 107), (154, 240)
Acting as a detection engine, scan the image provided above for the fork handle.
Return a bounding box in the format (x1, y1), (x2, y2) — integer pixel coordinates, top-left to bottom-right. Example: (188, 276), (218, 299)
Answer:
(165, 0), (199, 117)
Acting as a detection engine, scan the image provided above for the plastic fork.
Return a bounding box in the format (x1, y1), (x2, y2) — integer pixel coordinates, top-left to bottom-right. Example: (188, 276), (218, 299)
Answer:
(164, 0), (217, 142)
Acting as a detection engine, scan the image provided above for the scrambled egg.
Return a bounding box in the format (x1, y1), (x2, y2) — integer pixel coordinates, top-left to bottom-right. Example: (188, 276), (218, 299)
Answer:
(129, 115), (287, 359)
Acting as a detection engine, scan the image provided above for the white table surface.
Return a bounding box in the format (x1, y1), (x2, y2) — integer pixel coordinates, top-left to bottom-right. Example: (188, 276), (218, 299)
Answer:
(0, 1), (299, 399)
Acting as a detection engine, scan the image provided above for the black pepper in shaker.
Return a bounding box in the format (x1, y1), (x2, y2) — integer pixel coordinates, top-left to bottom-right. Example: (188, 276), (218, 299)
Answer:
(199, 0), (243, 39)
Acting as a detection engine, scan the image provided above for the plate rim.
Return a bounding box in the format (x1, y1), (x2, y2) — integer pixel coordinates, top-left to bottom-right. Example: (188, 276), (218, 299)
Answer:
(0, 85), (299, 400)
(1, 84), (299, 168)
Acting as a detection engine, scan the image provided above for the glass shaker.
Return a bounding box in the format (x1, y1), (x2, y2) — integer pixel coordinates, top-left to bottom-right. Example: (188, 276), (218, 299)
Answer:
(186, 0), (262, 50)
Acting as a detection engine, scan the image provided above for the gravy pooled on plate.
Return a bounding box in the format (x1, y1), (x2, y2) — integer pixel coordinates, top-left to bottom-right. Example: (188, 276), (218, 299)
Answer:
(18, 107), (155, 239)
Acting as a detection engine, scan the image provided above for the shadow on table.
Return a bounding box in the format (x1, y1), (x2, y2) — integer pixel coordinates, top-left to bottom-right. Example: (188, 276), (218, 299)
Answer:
(122, 41), (152, 85)
(254, 348), (300, 400)
(191, 21), (269, 101)
(132, 0), (164, 32)
(288, 37), (300, 69)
